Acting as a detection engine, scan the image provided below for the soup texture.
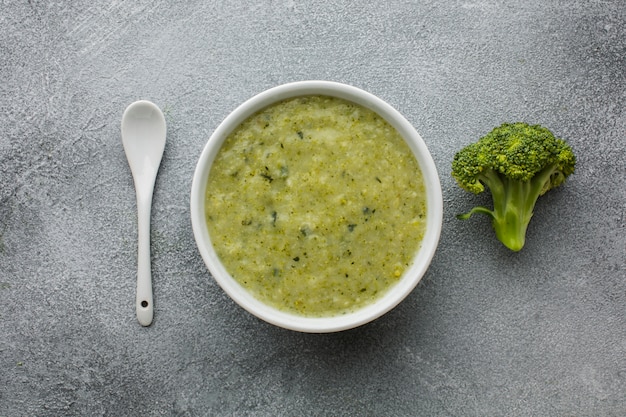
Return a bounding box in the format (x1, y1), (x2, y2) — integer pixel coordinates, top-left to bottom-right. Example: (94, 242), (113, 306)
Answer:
(205, 95), (427, 317)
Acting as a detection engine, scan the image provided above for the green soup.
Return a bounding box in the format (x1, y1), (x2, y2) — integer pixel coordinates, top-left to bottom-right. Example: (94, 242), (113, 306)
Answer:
(205, 95), (427, 317)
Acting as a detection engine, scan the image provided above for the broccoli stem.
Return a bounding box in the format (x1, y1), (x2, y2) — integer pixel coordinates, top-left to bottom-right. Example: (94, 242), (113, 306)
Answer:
(494, 164), (562, 251)
(459, 166), (558, 251)
(491, 179), (535, 251)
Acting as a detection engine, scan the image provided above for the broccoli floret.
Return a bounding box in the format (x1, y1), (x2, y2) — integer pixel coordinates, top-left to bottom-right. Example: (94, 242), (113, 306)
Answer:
(452, 122), (576, 251)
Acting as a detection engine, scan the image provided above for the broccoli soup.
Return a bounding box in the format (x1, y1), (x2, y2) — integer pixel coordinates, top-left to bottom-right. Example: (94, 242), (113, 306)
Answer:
(205, 95), (427, 317)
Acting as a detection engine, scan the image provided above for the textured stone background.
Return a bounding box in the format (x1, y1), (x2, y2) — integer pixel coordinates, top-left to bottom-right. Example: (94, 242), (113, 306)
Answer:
(1, 1), (625, 416)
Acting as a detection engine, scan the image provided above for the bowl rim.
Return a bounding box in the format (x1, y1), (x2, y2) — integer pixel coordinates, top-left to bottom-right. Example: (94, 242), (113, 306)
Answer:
(190, 80), (443, 333)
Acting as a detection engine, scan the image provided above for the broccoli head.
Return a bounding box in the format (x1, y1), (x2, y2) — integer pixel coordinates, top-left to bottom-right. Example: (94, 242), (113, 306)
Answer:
(452, 122), (576, 251)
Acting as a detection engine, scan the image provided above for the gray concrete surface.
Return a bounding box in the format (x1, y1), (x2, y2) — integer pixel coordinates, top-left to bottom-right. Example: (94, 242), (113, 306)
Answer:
(1, 1), (625, 416)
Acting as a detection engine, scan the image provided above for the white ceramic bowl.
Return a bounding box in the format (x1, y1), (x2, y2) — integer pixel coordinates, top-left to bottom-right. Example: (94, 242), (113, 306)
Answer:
(191, 81), (442, 333)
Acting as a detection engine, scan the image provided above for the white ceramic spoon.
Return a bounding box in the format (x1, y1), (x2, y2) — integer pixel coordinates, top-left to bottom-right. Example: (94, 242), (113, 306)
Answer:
(121, 100), (166, 326)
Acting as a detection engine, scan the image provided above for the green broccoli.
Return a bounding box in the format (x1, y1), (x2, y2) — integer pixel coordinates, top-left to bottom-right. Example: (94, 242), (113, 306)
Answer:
(451, 122), (576, 251)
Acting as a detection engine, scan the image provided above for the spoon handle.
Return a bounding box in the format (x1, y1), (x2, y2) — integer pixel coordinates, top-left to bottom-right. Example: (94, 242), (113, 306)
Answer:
(136, 187), (154, 326)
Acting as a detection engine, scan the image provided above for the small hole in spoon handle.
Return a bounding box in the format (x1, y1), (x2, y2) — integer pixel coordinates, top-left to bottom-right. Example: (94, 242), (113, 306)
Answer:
(136, 294), (154, 326)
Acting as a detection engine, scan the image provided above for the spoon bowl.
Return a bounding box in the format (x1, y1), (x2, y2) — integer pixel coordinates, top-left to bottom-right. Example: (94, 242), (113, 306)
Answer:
(121, 100), (166, 326)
